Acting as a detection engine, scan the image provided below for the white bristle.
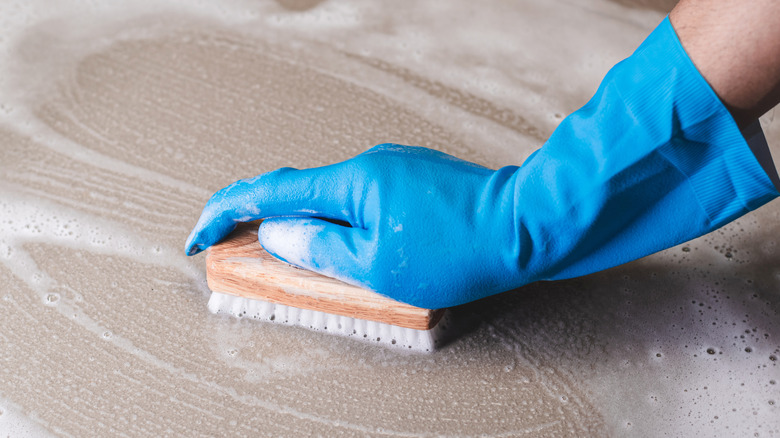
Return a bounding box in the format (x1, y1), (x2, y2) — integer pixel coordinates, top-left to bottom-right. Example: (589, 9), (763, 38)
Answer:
(207, 291), (449, 352)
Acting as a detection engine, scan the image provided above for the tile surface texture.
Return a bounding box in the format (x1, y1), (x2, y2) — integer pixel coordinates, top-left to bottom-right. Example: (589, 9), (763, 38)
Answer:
(0, 0), (778, 436)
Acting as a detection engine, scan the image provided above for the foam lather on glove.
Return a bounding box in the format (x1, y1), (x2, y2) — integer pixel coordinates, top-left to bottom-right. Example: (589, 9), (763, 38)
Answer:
(185, 17), (778, 309)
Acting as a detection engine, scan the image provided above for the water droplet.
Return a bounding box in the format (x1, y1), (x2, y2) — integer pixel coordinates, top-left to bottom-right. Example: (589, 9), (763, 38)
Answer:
(102, 331), (112, 339)
(707, 348), (716, 355)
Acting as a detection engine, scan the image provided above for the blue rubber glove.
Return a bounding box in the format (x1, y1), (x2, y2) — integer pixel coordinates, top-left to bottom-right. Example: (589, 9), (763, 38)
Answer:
(185, 17), (778, 309)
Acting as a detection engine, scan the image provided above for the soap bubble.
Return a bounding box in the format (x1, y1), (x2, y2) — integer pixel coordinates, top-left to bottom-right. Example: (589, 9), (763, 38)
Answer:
(44, 293), (60, 305)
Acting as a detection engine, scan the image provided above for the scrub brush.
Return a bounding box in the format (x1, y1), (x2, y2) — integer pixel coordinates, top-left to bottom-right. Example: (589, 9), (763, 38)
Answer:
(205, 222), (449, 351)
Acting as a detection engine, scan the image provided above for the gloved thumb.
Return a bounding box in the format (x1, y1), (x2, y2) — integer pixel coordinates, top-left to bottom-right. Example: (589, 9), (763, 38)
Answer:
(257, 217), (369, 287)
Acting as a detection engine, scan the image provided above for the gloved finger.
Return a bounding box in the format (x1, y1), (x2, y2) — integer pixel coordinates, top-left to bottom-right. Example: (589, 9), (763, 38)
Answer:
(257, 217), (371, 288)
(185, 166), (355, 255)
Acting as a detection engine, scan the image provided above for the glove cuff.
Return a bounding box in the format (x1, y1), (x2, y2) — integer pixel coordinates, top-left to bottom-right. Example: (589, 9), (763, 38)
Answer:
(514, 17), (779, 283)
(622, 16), (778, 227)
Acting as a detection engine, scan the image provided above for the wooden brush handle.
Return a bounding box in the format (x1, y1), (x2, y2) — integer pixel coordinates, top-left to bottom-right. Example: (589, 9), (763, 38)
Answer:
(206, 222), (445, 330)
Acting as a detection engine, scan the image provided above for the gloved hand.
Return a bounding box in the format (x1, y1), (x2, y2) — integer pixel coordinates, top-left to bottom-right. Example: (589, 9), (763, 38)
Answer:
(186, 17), (778, 309)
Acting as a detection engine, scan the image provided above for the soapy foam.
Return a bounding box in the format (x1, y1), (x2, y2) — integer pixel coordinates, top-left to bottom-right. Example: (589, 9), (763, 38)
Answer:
(0, 400), (54, 438)
(1, 0), (779, 436)
(257, 219), (325, 268)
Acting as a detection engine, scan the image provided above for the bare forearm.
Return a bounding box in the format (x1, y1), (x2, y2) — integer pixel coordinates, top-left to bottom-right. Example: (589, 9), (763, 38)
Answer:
(670, 0), (780, 128)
